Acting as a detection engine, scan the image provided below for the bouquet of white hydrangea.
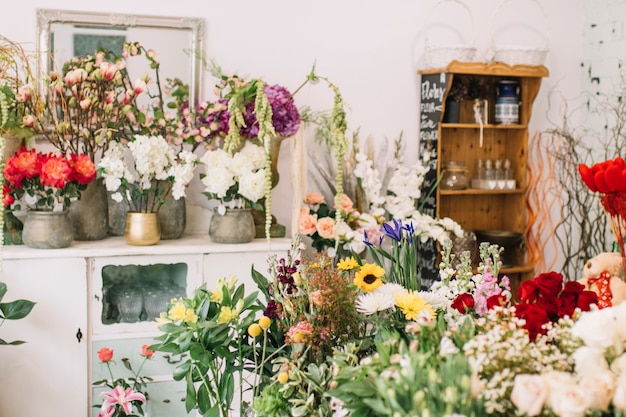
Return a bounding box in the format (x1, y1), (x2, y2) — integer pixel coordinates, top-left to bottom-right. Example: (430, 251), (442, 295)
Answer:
(97, 135), (198, 213)
(199, 141), (268, 209)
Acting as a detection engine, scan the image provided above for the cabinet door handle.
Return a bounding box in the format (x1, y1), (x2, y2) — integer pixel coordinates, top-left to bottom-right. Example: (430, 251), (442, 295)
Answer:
(76, 328), (83, 343)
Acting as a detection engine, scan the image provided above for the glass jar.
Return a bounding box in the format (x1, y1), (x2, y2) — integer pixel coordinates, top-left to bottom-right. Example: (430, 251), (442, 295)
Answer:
(441, 161), (469, 190)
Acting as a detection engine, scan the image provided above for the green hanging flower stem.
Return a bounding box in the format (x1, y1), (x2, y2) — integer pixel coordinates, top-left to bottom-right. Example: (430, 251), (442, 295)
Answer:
(253, 80), (277, 241)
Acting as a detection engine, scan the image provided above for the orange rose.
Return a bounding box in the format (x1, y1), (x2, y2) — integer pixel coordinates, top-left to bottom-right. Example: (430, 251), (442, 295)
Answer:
(70, 153), (97, 184)
(316, 217), (336, 239)
(298, 206), (317, 235)
(3, 146), (39, 186)
(339, 194), (354, 212)
(141, 344), (155, 359)
(304, 192), (324, 205)
(40, 154), (72, 188)
(98, 347), (114, 362)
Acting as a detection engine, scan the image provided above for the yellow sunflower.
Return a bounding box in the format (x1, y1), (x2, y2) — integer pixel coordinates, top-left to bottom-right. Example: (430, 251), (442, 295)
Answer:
(394, 290), (435, 321)
(353, 263), (385, 292)
(337, 256), (360, 271)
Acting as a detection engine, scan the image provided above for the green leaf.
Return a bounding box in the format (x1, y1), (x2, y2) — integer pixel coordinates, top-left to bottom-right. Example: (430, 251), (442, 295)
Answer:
(0, 299), (35, 320)
(0, 282), (7, 301)
(0, 338), (26, 345)
(173, 360), (192, 381)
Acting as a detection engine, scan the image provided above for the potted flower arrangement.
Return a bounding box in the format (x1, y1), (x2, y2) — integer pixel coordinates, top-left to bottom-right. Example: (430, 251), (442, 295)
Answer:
(200, 140), (268, 244)
(97, 134), (198, 246)
(3, 146), (96, 248)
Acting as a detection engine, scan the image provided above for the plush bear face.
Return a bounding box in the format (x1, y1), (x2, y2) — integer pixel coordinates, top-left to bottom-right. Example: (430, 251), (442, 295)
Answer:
(583, 252), (624, 280)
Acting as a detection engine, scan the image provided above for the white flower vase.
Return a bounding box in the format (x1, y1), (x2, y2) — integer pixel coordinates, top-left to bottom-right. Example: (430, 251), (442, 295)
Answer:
(209, 208), (256, 244)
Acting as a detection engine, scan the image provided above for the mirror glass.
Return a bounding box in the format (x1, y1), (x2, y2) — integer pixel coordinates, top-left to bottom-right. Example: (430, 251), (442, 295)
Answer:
(36, 9), (204, 108)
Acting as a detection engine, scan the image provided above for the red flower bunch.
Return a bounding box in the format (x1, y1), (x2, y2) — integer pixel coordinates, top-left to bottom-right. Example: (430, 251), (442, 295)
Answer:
(578, 157), (626, 194)
(3, 146), (96, 211)
(515, 271), (598, 340)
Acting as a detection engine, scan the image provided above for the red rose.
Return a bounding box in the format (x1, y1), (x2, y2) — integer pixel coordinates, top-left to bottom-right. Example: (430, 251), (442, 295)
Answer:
(558, 291), (577, 319)
(3, 146), (40, 186)
(98, 347), (114, 362)
(486, 294), (508, 310)
(536, 294), (559, 321)
(534, 272), (564, 298)
(562, 281), (585, 294)
(515, 303), (550, 341)
(141, 344), (155, 359)
(3, 184), (14, 207)
(70, 153), (97, 184)
(517, 280), (539, 304)
(451, 293), (475, 314)
(576, 290), (599, 312)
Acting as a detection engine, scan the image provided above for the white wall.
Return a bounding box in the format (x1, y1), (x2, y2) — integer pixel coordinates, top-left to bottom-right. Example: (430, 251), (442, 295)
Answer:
(2, 0), (586, 267)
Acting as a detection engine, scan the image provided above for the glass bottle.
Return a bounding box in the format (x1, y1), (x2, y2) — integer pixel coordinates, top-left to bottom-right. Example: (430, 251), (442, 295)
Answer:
(503, 159), (515, 189)
(484, 159), (496, 190)
(494, 159), (505, 189)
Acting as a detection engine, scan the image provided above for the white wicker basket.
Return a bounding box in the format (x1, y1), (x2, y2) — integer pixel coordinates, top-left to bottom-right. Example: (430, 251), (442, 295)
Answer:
(490, 0), (549, 66)
(424, 0), (476, 69)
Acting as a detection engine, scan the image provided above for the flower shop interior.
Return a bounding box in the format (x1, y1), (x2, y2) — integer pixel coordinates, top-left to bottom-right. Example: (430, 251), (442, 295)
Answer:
(2, 0), (626, 416)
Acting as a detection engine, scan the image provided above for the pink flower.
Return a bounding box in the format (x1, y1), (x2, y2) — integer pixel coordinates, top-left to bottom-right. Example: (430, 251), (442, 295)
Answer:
(147, 49), (160, 64)
(16, 85), (31, 102)
(99, 62), (118, 81)
(133, 79), (147, 95)
(304, 192), (324, 205)
(286, 320), (313, 344)
(79, 98), (91, 110)
(22, 114), (35, 128)
(298, 206), (317, 235)
(316, 217), (336, 239)
(64, 68), (88, 85)
(99, 386), (146, 415)
(339, 194), (354, 212)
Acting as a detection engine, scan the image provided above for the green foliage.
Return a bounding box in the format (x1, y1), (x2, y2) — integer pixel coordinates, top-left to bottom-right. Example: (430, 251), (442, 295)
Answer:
(0, 281), (35, 346)
(151, 279), (263, 417)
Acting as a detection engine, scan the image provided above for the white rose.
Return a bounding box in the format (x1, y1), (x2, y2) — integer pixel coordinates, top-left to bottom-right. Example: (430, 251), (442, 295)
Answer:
(546, 375), (590, 417)
(230, 151), (257, 177)
(612, 353), (626, 376)
(572, 307), (625, 355)
(202, 169), (235, 198)
(613, 375), (626, 410)
(237, 169), (267, 202)
(510, 374), (548, 417)
(572, 346), (609, 375)
(579, 370), (615, 411)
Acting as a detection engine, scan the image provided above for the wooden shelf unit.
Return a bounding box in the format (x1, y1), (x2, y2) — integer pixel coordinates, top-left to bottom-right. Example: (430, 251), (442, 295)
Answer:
(419, 61), (549, 287)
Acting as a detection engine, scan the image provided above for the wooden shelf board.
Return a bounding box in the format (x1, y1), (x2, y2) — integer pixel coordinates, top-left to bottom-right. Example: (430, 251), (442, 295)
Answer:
(439, 188), (526, 196)
(441, 123), (527, 129)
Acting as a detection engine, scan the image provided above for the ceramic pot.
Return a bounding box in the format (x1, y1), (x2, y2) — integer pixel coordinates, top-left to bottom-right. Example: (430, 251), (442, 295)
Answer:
(209, 208), (256, 244)
(124, 212), (160, 246)
(68, 178), (109, 241)
(158, 196), (186, 240)
(22, 210), (73, 249)
(107, 193), (130, 236)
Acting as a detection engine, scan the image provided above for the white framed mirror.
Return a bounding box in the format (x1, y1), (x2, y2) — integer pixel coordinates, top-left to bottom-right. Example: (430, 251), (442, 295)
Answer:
(36, 8), (204, 108)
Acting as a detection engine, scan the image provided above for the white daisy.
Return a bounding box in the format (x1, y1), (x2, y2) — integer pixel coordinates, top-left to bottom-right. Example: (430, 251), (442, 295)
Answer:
(356, 292), (396, 316)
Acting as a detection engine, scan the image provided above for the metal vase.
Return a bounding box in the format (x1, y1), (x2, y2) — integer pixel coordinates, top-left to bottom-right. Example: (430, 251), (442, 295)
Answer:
(68, 178), (109, 241)
(124, 212), (160, 246)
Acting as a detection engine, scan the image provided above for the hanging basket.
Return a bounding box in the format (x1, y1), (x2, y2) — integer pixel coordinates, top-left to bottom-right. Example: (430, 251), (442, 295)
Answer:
(424, 0), (476, 69)
(490, 0), (549, 66)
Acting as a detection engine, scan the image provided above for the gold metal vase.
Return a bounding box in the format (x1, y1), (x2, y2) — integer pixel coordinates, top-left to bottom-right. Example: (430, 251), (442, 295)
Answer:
(124, 212), (160, 246)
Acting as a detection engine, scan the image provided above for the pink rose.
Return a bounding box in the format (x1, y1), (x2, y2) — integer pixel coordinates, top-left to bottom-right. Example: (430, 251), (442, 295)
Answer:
(339, 194), (354, 212)
(16, 85), (31, 102)
(316, 217), (336, 239)
(22, 114), (35, 128)
(298, 206), (317, 235)
(304, 192), (324, 205)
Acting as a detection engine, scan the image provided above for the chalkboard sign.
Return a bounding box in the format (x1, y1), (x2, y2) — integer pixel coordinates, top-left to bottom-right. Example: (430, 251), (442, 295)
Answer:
(417, 72), (449, 289)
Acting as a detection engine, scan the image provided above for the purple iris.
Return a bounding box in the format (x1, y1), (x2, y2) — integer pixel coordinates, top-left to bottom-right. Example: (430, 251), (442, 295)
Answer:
(381, 219), (403, 242)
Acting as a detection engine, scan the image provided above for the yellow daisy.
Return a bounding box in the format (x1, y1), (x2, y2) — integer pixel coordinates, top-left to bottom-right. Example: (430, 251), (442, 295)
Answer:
(337, 256), (360, 271)
(353, 263), (385, 292)
(394, 290), (435, 321)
